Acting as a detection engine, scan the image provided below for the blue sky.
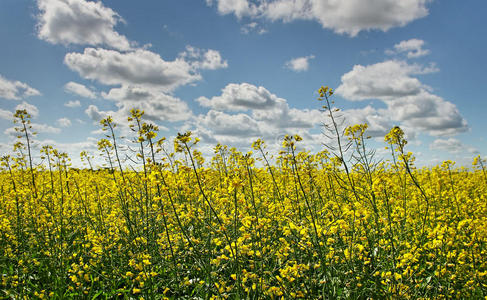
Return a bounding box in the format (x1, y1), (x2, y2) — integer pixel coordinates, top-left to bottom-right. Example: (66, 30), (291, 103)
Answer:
(0, 0), (486, 166)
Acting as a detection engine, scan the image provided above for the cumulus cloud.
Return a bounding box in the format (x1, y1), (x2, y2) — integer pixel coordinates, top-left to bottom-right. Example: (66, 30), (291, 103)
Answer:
(207, 0), (260, 19)
(252, 102), (322, 129)
(388, 92), (467, 136)
(0, 75), (41, 100)
(387, 39), (430, 58)
(198, 110), (262, 137)
(62, 43), (230, 127)
(64, 46), (228, 93)
(57, 117), (72, 127)
(340, 106), (392, 138)
(64, 81), (96, 99)
(430, 138), (478, 154)
(36, 0), (133, 50)
(192, 82), (323, 149)
(179, 46), (228, 70)
(207, 0), (431, 37)
(84, 85), (192, 128)
(336, 60), (467, 136)
(64, 100), (81, 107)
(63, 45), (228, 125)
(336, 60), (433, 101)
(197, 83), (281, 111)
(64, 48), (202, 92)
(285, 55), (315, 72)
(102, 85), (192, 122)
(84, 104), (111, 123)
(197, 83), (322, 128)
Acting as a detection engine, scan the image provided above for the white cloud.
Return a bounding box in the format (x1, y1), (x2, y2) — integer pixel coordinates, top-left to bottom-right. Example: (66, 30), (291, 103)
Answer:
(430, 138), (478, 154)
(336, 60), (468, 136)
(36, 0), (133, 50)
(198, 110), (262, 137)
(199, 49), (228, 70)
(180, 46), (228, 70)
(209, 0), (260, 19)
(64, 100), (82, 107)
(102, 85), (192, 122)
(197, 82), (323, 129)
(57, 117), (72, 127)
(387, 39), (430, 58)
(0, 75), (41, 100)
(341, 106), (392, 138)
(190, 112), (323, 151)
(85, 104), (110, 123)
(252, 102), (322, 129)
(207, 0), (431, 37)
(84, 85), (192, 129)
(285, 55), (315, 72)
(84, 101), (172, 149)
(388, 92), (467, 136)
(15, 102), (40, 118)
(64, 81), (96, 99)
(65, 48), (202, 92)
(62, 43), (228, 129)
(192, 82), (323, 149)
(336, 60), (431, 101)
(64, 46), (228, 126)
(197, 83), (281, 111)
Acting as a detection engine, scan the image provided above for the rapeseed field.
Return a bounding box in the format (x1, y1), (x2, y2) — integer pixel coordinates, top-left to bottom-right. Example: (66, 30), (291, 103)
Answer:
(0, 87), (486, 299)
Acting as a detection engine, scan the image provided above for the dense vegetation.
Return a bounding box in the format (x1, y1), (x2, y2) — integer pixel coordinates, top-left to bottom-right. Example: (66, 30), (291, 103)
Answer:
(1, 87), (486, 299)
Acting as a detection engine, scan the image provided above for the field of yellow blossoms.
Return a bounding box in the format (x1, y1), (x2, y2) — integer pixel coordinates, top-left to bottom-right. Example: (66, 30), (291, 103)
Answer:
(1, 87), (486, 299)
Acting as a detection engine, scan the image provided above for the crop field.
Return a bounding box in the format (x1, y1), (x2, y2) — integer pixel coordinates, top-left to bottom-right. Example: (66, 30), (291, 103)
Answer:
(1, 88), (486, 299)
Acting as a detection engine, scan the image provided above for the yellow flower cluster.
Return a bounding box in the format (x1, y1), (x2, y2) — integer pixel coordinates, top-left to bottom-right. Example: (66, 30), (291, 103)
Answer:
(0, 95), (486, 299)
